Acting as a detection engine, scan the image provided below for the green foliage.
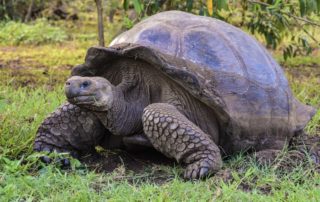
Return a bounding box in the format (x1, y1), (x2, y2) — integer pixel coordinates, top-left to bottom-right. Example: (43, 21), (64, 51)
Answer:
(0, 0), (57, 21)
(133, 0), (144, 14)
(121, 0), (320, 60)
(242, 0), (319, 59)
(0, 19), (68, 45)
(0, 0), (79, 21)
(299, 0), (320, 16)
(123, 16), (135, 29)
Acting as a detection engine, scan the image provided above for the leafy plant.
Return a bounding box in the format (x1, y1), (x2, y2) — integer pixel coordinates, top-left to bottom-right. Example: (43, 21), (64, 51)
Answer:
(0, 19), (68, 45)
(121, 0), (320, 59)
(242, 0), (320, 59)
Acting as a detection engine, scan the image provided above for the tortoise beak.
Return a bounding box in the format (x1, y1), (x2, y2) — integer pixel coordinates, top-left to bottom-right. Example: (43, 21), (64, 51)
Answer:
(65, 76), (94, 101)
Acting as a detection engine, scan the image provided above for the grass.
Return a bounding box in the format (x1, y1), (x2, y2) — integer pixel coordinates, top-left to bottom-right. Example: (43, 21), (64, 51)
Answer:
(0, 14), (319, 201)
(0, 20), (68, 46)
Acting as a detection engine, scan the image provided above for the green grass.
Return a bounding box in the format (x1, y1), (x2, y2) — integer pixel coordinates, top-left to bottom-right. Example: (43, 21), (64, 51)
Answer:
(0, 49), (319, 201)
(0, 14), (319, 201)
(0, 20), (68, 46)
(278, 55), (320, 67)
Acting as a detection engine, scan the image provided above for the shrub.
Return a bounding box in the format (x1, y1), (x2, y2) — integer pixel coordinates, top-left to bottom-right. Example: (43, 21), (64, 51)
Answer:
(0, 19), (68, 45)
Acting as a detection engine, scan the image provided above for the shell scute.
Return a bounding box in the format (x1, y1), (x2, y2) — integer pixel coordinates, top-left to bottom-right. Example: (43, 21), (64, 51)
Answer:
(181, 29), (244, 77)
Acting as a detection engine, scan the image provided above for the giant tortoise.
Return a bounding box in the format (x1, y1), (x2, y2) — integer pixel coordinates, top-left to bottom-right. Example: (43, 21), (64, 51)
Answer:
(34, 11), (318, 179)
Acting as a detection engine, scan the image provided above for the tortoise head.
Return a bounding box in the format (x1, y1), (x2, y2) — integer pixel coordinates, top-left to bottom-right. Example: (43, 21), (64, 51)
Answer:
(65, 76), (114, 111)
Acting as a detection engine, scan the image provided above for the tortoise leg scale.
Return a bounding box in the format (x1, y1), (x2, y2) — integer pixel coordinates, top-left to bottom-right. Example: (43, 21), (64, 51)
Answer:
(34, 103), (107, 164)
(142, 103), (222, 179)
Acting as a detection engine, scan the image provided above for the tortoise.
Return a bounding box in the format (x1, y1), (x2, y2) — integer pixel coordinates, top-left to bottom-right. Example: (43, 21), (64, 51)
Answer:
(34, 11), (318, 179)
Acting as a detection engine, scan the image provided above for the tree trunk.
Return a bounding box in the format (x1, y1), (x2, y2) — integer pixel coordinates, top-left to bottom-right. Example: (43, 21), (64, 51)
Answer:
(25, 0), (35, 22)
(95, 0), (105, 47)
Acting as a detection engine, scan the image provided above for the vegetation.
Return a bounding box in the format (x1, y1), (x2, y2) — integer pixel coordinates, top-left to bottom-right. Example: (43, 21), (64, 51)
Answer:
(2, 0), (320, 59)
(0, 0), (319, 201)
(124, 0), (320, 59)
(0, 20), (68, 45)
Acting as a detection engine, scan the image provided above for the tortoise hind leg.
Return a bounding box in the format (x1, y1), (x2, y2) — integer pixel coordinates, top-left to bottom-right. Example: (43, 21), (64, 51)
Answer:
(253, 149), (282, 165)
(142, 103), (222, 179)
(34, 103), (108, 164)
(253, 132), (320, 167)
(290, 131), (320, 164)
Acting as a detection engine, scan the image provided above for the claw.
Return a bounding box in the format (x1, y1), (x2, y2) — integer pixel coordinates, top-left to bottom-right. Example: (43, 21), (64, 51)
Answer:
(184, 159), (216, 180)
(40, 154), (72, 168)
(199, 167), (209, 178)
(41, 156), (52, 164)
(310, 153), (319, 164)
(35, 142), (75, 169)
(59, 158), (71, 168)
(184, 169), (192, 179)
(184, 167), (210, 179)
(34, 142), (41, 152)
(42, 146), (53, 153)
(191, 169), (198, 179)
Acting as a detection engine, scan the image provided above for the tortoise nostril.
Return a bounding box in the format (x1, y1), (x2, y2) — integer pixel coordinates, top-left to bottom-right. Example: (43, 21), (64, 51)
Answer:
(80, 81), (90, 89)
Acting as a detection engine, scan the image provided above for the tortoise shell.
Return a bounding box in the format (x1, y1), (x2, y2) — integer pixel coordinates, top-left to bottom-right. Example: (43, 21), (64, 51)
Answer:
(72, 11), (315, 151)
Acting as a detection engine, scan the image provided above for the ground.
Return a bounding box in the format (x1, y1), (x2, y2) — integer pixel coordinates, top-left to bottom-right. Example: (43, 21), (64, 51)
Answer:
(0, 17), (319, 201)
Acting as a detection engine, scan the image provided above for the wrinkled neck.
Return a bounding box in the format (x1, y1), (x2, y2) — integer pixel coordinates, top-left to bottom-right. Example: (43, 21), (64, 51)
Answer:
(95, 86), (147, 136)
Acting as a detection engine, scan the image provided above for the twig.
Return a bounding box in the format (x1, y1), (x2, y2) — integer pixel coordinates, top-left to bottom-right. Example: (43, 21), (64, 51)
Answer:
(292, 16), (320, 44)
(302, 28), (320, 44)
(286, 14), (320, 28)
(248, 0), (320, 27)
(248, 0), (269, 7)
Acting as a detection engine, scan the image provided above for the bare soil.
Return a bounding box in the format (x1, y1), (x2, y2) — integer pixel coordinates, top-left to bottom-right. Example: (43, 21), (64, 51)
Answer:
(80, 149), (176, 184)
(81, 149), (175, 173)
(0, 59), (70, 89)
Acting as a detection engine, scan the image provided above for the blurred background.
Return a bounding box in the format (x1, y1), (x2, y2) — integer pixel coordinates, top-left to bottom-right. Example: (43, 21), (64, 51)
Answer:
(1, 0), (320, 58)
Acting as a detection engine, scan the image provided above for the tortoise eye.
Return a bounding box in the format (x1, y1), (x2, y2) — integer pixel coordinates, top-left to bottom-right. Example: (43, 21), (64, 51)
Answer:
(80, 81), (90, 89)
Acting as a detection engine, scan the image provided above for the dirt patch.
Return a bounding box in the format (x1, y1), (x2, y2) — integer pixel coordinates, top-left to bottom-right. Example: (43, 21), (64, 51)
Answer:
(81, 149), (174, 173)
(80, 149), (176, 184)
(0, 59), (70, 89)
(0, 58), (44, 70)
(284, 65), (320, 80)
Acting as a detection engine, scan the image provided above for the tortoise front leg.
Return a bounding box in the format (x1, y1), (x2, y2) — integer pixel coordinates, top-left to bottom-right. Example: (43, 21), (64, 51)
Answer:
(142, 103), (222, 179)
(34, 103), (109, 162)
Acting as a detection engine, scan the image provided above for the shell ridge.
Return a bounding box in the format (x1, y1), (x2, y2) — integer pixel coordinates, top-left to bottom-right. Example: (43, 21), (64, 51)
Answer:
(205, 22), (250, 94)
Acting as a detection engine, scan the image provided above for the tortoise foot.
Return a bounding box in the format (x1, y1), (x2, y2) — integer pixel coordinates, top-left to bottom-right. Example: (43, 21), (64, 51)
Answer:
(142, 103), (222, 180)
(254, 149), (281, 165)
(184, 158), (215, 179)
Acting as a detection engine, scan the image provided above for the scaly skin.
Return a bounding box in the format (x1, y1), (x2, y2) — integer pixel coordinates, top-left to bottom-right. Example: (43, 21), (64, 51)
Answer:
(290, 133), (320, 164)
(251, 133), (320, 165)
(142, 103), (222, 179)
(34, 72), (319, 180)
(34, 103), (107, 162)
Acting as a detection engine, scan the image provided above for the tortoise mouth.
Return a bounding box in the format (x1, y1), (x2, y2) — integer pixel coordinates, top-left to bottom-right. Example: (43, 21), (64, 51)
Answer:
(67, 94), (96, 105)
